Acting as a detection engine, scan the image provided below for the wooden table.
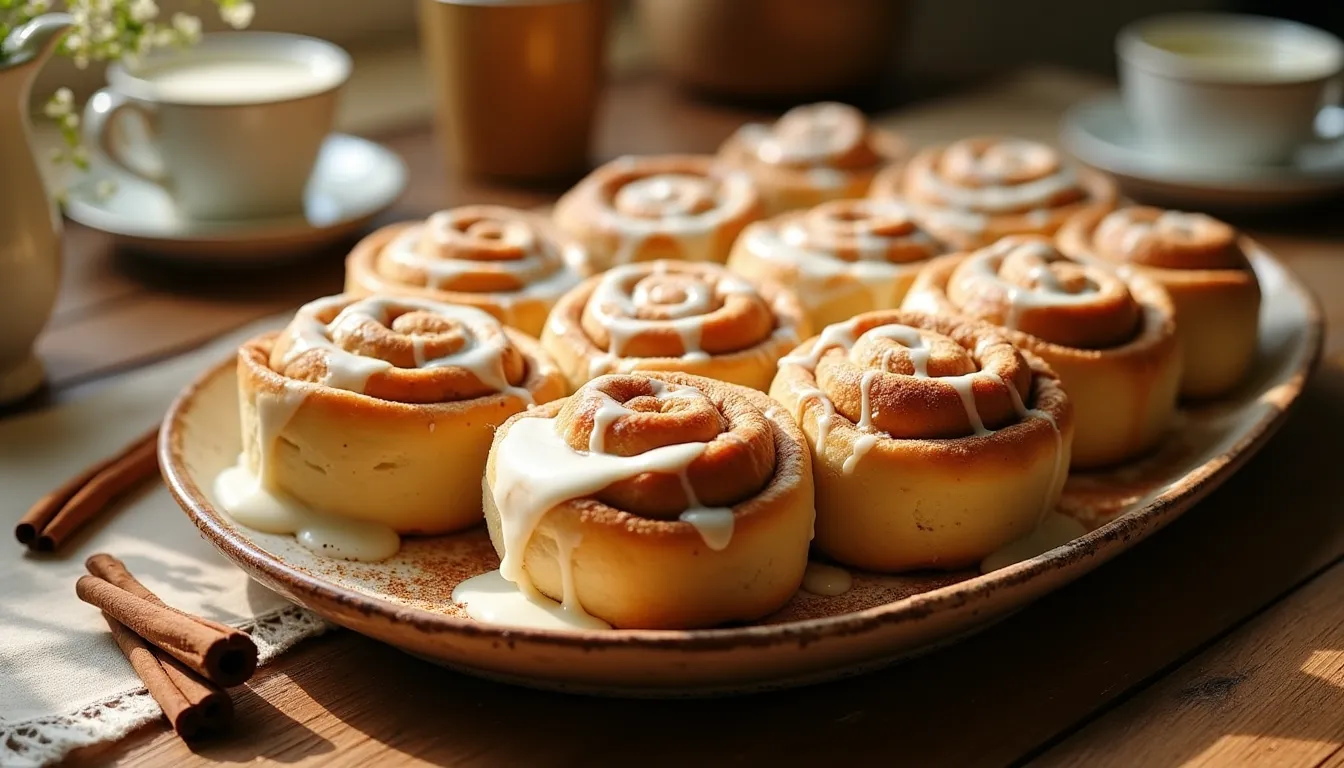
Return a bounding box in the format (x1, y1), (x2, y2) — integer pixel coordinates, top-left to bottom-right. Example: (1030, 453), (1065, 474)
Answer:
(25, 69), (1344, 767)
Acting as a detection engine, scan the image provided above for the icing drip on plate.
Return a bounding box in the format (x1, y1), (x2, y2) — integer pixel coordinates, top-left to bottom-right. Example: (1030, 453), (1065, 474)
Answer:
(801, 562), (853, 596)
(216, 296), (535, 563)
(979, 513), (1087, 572)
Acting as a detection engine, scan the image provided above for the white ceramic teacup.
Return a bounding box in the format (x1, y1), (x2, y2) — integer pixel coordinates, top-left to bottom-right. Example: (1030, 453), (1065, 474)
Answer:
(1117, 13), (1344, 167)
(83, 32), (351, 221)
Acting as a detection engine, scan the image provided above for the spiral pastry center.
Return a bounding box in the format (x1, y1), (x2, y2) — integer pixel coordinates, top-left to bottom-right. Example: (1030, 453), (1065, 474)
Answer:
(612, 174), (717, 219)
(1091, 207), (1243, 270)
(556, 376), (726, 456)
(753, 102), (865, 166)
(547, 374), (775, 518)
(781, 315), (1035, 440)
(944, 139), (1059, 186)
(948, 237), (1141, 349)
(375, 206), (576, 295)
(270, 296), (529, 403)
(910, 137), (1086, 216)
(628, 273), (714, 319)
(582, 263), (776, 359)
(784, 199), (942, 264)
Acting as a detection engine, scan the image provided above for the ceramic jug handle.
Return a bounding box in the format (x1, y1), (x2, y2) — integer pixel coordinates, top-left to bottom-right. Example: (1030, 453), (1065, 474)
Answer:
(83, 88), (169, 188)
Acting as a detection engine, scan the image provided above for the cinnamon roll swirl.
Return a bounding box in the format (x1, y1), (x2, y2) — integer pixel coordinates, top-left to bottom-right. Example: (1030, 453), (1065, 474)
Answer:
(903, 236), (1181, 468)
(551, 154), (763, 270)
(478, 372), (814, 629)
(1058, 206), (1261, 399)
(543, 259), (809, 392)
(226, 295), (566, 547)
(344, 205), (592, 337)
(726, 197), (954, 327)
(717, 101), (908, 214)
(871, 136), (1117, 248)
(770, 310), (1073, 572)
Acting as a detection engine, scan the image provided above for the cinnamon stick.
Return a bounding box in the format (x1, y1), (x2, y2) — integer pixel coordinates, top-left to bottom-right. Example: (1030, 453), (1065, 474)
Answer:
(76, 575), (258, 687)
(15, 426), (160, 551)
(86, 553), (237, 636)
(101, 612), (232, 738)
(85, 554), (234, 733)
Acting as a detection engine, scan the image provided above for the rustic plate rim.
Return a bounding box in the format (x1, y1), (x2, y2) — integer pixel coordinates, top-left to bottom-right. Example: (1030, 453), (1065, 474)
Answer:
(159, 247), (1324, 652)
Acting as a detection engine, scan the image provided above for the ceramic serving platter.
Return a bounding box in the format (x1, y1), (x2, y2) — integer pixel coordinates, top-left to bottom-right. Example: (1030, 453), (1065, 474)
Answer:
(161, 248), (1321, 696)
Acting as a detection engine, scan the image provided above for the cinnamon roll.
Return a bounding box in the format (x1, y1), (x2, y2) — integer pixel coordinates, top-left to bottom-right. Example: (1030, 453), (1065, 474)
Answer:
(1058, 206), (1262, 399)
(344, 205), (592, 338)
(902, 236), (1181, 468)
(218, 295), (566, 560)
(551, 154), (763, 270)
(543, 259), (809, 392)
(476, 371), (814, 629)
(726, 197), (954, 327)
(717, 101), (908, 215)
(871, 136), (1117, 248)
(770, 310), (1073, 572)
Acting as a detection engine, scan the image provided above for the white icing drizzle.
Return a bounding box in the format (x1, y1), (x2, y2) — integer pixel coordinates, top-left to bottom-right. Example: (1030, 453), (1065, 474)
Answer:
(451, 570), (611, 630)
(494, 414), (708, 595)
(281, 295), (533, 404)
(597, 161), (757, 264)
(949, 376), (991, 436)
(988, 371), (1065, 526)
(467, 380), (742, 627)
(214, 462), (400, 562)
(807, 167), (847, 189)
(841, 434), (878, 475)
(215, 296), (537, 563)
(801, 562), (853, 596)
(917, 140), (1082, 214)
(780, 319), (1063, 476)
(740, 199), (935, 314)
(586, 263), (768, 365)
(738, 102), (866, 167)
(958, 238), (1101, 331)
(676, 468), (735, 552)
(1094, 208), (1220, 259)
(380, 214), (584, 307)
(215, 378), (401, 562)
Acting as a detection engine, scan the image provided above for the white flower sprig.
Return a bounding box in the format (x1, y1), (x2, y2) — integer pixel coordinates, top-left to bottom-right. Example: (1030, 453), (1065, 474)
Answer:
(0, 0), (257, 170)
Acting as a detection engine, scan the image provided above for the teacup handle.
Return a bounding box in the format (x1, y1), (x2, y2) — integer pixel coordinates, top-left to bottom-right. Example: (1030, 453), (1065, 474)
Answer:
(83, 88), (169, 187)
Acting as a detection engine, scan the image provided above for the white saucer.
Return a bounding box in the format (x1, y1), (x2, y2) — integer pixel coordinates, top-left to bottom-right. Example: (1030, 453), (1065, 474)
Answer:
(63, 133), (407, 265)
(1060, 93), (1344, 209)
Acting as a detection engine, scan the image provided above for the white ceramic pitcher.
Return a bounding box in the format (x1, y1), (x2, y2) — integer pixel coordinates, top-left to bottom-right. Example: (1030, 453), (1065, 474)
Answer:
(0, 14), (71, 404)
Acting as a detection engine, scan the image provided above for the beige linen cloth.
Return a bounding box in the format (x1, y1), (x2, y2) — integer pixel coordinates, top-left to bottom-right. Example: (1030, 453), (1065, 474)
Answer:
(0, 315), (332, 767)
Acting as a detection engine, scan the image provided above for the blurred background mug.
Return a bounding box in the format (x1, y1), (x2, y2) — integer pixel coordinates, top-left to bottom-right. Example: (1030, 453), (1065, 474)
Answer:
(418, 0), (610, 181)
(84, 32), (351, 220)
(1117, 13), (1344, 167)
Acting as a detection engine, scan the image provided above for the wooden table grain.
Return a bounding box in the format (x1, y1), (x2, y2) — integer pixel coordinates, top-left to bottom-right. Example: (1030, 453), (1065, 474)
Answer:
(19, 70), (1344, 767)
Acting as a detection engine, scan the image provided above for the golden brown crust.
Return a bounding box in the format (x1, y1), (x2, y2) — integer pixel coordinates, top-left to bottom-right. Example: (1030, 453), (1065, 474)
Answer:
(551, 154), (764, 271)
(542, 260), (811, 392)
(552, 374), (775, 517)
(237, 294), (566, 534)
(483, 371), (814, 629)
(717, 102), (908, 215)
(1058, 205), (1262, 400)
(344, 206), (591, 338)
(769, 309), (1073, 572)
(870, 136), (1117, 249)
(903, 243), (1181, 468)
(726, 197), (955, 328)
